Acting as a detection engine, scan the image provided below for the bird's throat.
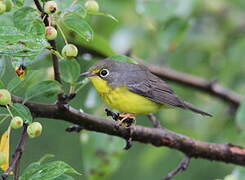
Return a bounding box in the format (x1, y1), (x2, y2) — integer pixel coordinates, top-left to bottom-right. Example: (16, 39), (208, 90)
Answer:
(89, 76), (112, 93)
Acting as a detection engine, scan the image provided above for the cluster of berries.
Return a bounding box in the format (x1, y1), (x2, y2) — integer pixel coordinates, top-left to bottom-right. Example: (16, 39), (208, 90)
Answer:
(44, 0), (99, 59)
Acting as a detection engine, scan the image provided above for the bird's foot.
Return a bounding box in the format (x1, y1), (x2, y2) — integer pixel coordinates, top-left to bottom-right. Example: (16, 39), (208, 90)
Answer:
(105, 109), (135, 150)
(117, 113), (136, 127)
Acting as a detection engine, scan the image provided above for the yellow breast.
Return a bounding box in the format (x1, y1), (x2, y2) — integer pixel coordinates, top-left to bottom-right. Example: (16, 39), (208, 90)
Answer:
(89, 77), (161, 114)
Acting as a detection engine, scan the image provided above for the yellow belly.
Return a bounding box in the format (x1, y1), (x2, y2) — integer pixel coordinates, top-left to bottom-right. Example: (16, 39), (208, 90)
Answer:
(89, 77), (161, 114)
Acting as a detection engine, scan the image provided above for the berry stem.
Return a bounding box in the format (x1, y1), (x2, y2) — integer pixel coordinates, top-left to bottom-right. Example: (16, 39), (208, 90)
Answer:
(6, 105), (14, 118)
(57, 23), (68, 45)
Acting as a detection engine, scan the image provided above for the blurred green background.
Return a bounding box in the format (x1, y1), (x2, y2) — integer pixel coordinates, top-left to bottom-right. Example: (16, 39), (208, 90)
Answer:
(1, 0), (245, 179)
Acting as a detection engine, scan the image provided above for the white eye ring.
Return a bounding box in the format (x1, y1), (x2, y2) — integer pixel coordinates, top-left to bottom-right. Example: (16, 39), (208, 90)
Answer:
(99, 69), (109, 77)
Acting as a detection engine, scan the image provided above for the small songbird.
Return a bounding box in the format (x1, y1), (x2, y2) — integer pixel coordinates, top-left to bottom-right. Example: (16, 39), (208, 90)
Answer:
(81, 59), (212, 125)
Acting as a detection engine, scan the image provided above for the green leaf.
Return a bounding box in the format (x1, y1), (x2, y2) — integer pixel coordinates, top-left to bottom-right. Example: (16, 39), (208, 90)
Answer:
(81, 132), (124, 179)
(0, 80), (4, 89)
(0, 26), (48, 60)
(53, 174), (74, 180)
(236, 100), (245, 130)
(88, 12), (118, 22)
(7, 76), (23, 92)
(60, 13), (93, 42)
(65, 31), (115, 57)
(0, 57), (6, 78)
(20, 161), (81, 180)
(7, 70), (46, 93)
(109, 55), (138, 64)
(10, 103), (33, 123)
(16, 0), (25, 7)
(65, 3), (87, 19)
(24, 80), (63, 101)
(0, 168), (4, 175)
(60, 60), (80, 84)
(14, 7), (45, 36)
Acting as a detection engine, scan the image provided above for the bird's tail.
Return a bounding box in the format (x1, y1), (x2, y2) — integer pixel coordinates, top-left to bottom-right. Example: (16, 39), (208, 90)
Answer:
(182, 101), (212, 117)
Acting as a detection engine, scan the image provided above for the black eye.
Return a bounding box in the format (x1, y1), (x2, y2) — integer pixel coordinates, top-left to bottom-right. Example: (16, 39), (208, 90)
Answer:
(99, 69), (109, 77)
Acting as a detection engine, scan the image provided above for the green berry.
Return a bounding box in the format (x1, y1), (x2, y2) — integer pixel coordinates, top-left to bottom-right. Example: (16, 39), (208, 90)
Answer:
(27, 122), (42, 138)
(85, 0), (99, 13)
(0, 89), (11, 105)
(45, 26), (57, 40)
(5, 0), (14, 12)
(11, 116), (23, 129)
(44, 1), (58, 14)
(0, 1), (6, 14)
(62, 44), (78, 58)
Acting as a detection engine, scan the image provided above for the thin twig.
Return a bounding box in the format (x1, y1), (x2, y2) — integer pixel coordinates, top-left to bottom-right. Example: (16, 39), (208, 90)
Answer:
(2, 125), (28, 180)
(147, 114), (162, 128)
(49, 41), (62, 83)
(162, 155), (191, 180)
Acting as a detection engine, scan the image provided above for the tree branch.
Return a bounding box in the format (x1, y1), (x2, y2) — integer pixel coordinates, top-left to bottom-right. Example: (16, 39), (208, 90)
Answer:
(12, 95), (245, 166)
(2, 125), (28, 180)
(148, 65), (242, 108)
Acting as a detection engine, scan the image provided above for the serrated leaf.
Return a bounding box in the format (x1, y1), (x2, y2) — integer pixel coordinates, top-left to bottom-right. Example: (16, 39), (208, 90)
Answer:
(10, 103), (33, 123)
(20, 161), (81, 180)
(0, 26), (48, 60)
(60, 13), (93, 42)
(88, 12), (118, 22)
(60, 60), (80, 84)
(24, 80), (63, 101)
(236, 100), (245, 130)
(109, 55), (138, 64)
(14, 7), (45, 36)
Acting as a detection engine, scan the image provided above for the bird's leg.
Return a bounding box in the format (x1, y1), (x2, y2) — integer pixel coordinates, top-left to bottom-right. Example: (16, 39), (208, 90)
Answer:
(117, 113), (136, 150)
(105, 109), (135, 150)
(124, 125), (135, 150)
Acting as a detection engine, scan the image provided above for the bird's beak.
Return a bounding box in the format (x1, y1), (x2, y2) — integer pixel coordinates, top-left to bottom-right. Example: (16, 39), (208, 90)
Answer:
(80, 71), (95, 77)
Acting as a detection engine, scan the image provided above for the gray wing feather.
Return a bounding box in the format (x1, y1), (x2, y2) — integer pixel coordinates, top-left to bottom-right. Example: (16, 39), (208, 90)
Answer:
(126, 65), (212, 116)
(127, 71), (184, 108)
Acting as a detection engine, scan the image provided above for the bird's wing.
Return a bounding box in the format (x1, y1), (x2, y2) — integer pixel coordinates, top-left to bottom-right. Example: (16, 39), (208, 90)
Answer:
(126, 68), (212, 116)
(127, 70), (184, 108)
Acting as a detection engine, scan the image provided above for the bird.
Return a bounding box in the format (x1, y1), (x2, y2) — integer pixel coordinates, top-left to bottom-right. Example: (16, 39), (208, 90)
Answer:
(81, 59), (212, 125)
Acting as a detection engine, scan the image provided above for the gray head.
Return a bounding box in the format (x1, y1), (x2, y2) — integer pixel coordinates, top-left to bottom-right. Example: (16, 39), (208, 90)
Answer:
(81, 59), (148, 87)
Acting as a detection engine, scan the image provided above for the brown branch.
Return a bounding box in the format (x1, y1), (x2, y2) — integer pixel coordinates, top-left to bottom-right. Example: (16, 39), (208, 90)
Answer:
(2, 125), (28, 180)
(147, 65), (242, 108)
(162, 154), (190, 180)
(12, 95), (245, 166)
